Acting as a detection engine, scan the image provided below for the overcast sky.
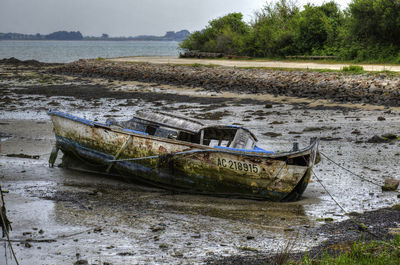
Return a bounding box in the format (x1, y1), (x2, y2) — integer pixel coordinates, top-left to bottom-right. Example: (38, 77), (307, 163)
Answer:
(0, 0), (351, 37)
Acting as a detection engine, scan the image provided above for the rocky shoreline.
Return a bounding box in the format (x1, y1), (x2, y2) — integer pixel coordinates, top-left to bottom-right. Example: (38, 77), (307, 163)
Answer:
(49, 59), (400, 107)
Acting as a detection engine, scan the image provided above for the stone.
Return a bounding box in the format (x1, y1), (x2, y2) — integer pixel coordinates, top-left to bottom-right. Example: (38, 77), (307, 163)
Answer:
(382, 179), (399, 191)
(74, 259), (89, 265)
(392, 204), (400, 210)
(24, 242), (32, 248)
(367, 135), (388, 143)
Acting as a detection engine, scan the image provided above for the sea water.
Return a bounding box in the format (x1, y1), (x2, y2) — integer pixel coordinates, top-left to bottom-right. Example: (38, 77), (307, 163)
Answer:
(0, 40), (180, 63)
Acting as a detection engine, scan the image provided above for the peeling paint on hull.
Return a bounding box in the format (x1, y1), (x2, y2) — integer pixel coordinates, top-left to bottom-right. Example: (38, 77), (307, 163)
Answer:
(49, 112), (319, 201)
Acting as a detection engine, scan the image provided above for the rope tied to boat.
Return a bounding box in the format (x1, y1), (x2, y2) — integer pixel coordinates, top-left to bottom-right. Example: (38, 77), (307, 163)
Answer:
(320, 151), (384, 188)
(310, 155), (400, 251)
(105, 147), (281, 163)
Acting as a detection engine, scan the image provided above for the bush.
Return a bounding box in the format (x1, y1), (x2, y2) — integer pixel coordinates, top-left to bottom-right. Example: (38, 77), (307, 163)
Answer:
(341, 65), (364, 73)
(180, 0), (400, 63)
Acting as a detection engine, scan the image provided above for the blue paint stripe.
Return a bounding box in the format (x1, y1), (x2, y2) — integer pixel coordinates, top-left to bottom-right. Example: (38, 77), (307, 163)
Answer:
(123, 128), (149, 135)
(48, 110), (95, 126)
(213, 145), (275, 154)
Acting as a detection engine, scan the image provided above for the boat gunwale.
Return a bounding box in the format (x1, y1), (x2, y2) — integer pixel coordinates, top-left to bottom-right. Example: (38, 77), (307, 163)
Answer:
(48, 110), (318, 159)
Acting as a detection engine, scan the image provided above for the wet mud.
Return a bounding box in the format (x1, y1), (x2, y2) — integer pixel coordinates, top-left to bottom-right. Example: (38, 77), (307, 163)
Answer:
(1, 62), (400, 264)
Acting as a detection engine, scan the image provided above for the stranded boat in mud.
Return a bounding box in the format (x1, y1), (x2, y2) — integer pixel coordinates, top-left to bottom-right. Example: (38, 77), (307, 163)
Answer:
(48, 110), (319, 201)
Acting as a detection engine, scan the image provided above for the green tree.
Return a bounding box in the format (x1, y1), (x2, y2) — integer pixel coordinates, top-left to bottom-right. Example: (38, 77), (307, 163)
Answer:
(294, 1), (343, 54)
(348, 0), (400, 44)
(249, 0), (299, 57)
(179, 13), (250, 54)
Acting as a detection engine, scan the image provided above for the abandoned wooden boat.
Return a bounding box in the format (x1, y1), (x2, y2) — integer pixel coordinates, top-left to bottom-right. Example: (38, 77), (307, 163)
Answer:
(48, 110), (319, 201)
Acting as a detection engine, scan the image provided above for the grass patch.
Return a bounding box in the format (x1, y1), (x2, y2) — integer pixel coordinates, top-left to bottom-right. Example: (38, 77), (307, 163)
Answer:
(237, 66), (337, 73)
(189, 63), (218, 68)
(96, 57), (105, 61)
(341, 65), (365, 73)
(286, 237), (400, 265)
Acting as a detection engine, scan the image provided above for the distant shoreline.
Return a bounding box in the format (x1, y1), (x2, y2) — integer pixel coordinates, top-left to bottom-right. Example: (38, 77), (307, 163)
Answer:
(0, 39), (180, 42)
(0, 30), (190, 42)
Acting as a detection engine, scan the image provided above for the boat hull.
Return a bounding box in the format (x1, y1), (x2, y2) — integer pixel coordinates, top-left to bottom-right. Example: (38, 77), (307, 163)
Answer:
(49, 112), (319, 201)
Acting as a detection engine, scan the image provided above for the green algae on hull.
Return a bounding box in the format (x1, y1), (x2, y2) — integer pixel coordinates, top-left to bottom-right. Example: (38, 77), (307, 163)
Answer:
(49, 110), (319, 201)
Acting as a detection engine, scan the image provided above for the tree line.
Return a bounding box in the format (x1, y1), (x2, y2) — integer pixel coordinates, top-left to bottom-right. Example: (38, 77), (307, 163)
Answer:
(180, 0), (400, 63)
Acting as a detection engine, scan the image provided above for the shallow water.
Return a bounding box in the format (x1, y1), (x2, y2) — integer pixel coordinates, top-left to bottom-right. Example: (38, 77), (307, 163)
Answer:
(0, 40), (180, 63)
(1, 72), (400, 264)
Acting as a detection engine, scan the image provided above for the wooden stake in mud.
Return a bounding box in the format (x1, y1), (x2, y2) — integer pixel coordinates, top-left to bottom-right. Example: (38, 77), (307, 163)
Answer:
(0, 184), (19, 265)
(0, 185), (11, 237)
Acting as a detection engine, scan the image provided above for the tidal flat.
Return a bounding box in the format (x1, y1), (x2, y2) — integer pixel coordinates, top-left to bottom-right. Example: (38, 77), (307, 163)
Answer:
(1, 60), (400, 264)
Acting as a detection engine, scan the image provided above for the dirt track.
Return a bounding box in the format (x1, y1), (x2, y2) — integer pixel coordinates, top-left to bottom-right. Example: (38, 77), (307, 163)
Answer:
(110, 56), (400, 72)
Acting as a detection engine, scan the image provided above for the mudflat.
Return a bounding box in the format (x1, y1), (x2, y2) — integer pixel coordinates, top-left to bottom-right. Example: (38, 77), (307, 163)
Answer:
(1, 59), (400, 264)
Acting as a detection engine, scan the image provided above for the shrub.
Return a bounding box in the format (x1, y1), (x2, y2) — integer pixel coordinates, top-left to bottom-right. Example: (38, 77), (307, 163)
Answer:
(342, 65), (364, 73)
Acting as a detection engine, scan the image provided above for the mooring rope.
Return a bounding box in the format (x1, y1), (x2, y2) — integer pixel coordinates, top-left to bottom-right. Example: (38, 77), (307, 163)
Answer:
(312, 170), (347, 214)
(311, 155), (400, 251)
(320, 151), (399, 195)
(319, 151), (384, 188)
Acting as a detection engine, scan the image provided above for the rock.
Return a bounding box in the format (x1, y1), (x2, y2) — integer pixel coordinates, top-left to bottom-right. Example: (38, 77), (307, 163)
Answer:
(262, 132), (282, 137)
(74, 259), (89, 265)
(159, 243), (169, 250)
(117, 252), (134, 256)
(367, 135), (389, 143)
(368, 84), (377, 93)
(150, 226), (166, 232)
(264, 104), (273, 108)
(270, 121), (284, 125)
(24, 242), (32, 248)
(392, 204), (400, 210)
(382, 179), (399, 191)
(377, 116), (386, 121)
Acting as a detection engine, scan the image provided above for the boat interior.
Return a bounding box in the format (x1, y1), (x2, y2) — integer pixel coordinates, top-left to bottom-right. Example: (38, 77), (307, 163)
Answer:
(106, 111), (273, 153)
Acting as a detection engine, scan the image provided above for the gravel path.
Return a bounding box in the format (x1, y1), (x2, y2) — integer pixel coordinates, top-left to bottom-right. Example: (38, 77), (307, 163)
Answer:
(110, 56), (400, 72)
